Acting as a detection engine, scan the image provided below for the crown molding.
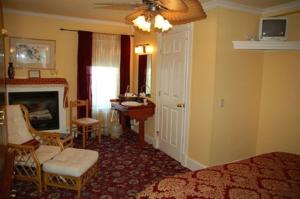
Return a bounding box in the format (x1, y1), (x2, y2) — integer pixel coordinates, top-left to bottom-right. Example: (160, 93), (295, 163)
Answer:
(3, 8), (131, 28)
(202, 0), (262, 14)
(262, 0), (300, 15)
(202, 0), (300, 15)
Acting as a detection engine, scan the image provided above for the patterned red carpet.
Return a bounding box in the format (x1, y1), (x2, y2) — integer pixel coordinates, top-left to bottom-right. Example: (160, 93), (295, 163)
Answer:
(12, 133), (189, 199)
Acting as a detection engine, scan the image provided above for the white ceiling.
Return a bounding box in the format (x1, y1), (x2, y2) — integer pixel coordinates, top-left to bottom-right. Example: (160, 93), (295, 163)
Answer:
(2, 0), (298, 23)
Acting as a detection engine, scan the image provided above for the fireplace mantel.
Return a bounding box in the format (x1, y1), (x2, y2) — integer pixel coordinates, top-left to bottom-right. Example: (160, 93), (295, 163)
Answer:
(6, 78), (69, 108)
(6, 78), (68, 85)
(6, 78), (69, 134)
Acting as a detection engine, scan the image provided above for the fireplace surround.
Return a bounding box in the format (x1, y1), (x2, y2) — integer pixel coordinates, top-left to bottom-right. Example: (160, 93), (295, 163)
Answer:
(6, 78), (68, 133)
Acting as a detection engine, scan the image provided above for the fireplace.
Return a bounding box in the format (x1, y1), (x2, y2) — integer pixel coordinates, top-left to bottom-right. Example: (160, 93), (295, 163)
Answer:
(6, 79), (68, 133)
(9, 91), (59, 130)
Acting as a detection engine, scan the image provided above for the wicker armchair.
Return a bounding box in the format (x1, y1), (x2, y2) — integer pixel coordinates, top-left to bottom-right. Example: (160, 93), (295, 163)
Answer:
(7, 104), (64, 192)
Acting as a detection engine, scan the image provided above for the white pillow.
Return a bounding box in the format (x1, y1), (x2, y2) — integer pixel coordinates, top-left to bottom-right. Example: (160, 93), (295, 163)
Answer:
(7, 105), (33, 145)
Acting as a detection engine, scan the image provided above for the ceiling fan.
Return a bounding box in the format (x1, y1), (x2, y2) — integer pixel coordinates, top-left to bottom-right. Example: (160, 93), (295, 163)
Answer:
(94, 0), (207, 32)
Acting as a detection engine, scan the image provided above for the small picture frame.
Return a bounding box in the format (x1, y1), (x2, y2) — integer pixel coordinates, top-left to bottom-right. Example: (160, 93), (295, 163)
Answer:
(28, 70), (41, 78)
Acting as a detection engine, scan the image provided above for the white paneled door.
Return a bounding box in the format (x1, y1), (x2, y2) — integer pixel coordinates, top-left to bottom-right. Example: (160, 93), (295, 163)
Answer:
(157, 26), (191, 163)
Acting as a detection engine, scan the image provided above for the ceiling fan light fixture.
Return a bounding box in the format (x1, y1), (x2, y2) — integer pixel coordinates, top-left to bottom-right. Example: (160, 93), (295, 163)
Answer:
(144, 21), (151, 32)
(154, 14), (164, 28)
(132, 15), (145, 26)
(154, 14), (172, 32)
(132, 15), (151, 32)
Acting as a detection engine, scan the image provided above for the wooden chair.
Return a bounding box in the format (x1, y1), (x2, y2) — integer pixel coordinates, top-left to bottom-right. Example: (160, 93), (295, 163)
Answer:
(69, 99), (101, 148)
(7, 105), (64, 192)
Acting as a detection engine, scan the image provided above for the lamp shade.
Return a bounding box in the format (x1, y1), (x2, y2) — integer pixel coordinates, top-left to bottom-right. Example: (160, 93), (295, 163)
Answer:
(154, 14), (172, 32)
(135, 44), (153, 54)
(135, 46), (144, 54)
(145, 45), (154, 54)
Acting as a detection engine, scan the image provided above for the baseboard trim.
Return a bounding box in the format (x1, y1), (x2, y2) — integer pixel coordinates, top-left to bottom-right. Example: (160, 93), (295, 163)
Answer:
(145, 134), (155, 145)
(144, 135), (206, 171)
(186, 157), (207, 171)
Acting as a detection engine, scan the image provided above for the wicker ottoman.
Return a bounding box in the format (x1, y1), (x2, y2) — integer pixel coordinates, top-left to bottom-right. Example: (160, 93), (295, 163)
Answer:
(43, 148), (98, 198)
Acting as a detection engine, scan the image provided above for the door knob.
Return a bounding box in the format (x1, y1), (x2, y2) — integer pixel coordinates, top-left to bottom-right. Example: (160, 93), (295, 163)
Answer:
(177, 103), (185, 108)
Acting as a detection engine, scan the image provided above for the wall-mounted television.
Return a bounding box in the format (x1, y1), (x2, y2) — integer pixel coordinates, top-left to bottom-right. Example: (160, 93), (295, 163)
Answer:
(259, 17), (288, 41)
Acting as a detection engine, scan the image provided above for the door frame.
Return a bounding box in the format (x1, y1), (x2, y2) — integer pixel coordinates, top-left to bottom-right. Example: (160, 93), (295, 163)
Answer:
(154, 23), (193, 166)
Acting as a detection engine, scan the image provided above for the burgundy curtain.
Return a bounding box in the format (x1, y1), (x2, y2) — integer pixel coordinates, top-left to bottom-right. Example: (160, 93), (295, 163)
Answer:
(138, 55), (147, 93)
(120, 35), (131, 94)
(77, 31), (92, 117)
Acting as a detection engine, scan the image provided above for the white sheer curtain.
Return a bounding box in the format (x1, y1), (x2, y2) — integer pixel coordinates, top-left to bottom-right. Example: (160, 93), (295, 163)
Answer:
(91, 33), (120, 135)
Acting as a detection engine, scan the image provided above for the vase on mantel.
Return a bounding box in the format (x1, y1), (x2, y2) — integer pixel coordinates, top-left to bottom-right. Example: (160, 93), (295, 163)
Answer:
(8, 62), (15, 79)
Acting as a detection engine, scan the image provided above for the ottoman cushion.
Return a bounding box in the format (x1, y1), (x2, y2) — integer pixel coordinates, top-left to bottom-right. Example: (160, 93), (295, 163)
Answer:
(43, 148), (98, 177)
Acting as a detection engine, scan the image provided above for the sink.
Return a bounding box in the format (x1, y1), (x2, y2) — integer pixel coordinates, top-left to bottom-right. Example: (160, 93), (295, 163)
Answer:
(119, 95), (137, 102)
(121, 101), (142, 107)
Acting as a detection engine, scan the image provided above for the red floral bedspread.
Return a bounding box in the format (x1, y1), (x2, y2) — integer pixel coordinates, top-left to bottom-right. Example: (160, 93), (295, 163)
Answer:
(137, 152), (300, 199)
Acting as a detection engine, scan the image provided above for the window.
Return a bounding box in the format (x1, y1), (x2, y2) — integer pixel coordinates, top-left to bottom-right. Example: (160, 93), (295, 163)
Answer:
(91, 34), (120, 133)
(91, 66), (119, 110)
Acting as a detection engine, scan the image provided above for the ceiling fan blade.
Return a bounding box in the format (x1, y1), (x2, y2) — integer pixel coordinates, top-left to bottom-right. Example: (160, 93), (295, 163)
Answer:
(94, 3), (142, 10)
(161, 0), (206, 25)
(156, 0), (188, 12)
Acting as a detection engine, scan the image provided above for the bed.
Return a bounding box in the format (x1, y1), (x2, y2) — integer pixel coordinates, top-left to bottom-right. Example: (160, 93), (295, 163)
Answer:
(137, 152), (300, 199)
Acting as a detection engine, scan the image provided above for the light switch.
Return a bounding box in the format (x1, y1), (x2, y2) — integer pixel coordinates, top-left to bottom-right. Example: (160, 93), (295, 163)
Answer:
(220, 99), (225, 108)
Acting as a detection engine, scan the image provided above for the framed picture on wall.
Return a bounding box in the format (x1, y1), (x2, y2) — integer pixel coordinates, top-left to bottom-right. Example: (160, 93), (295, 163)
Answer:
(9, 37), (56, 69)
(28, 70), (41, 78)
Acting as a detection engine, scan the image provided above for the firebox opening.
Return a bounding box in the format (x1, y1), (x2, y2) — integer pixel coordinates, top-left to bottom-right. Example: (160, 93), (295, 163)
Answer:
(9, 91), (59, 130)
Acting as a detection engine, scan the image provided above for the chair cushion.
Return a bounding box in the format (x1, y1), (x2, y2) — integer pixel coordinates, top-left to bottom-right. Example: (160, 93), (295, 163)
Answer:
(22, 139), (40, 150)
(7, 105), (33, 144)
(74, 117), (99, 126)
(43, 148), (98, 177)
(36, 145), (62, 164)
(15, 145), (61, 167)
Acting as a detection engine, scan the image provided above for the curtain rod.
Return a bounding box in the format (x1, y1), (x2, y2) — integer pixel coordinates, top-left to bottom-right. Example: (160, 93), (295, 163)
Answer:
(60, 28), (134, 37)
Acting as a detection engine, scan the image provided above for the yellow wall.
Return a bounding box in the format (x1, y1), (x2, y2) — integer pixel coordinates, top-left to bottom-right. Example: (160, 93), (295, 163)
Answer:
(256, 13), (300, 155)
(189, 8), (300, 167)
(4, 11), (133, 128)
(210, 9), (263, 165)
(189, 8), (263, 166)
(132, 30), (158, 137)
(188, 9), (218, 166)
(257, 51), (300, 154)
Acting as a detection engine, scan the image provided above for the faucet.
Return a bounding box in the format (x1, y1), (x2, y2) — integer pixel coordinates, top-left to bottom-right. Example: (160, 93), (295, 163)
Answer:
(125, 85), (130, 94)
(140, 84), (150, 97)
(140, 84), (146, 93)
